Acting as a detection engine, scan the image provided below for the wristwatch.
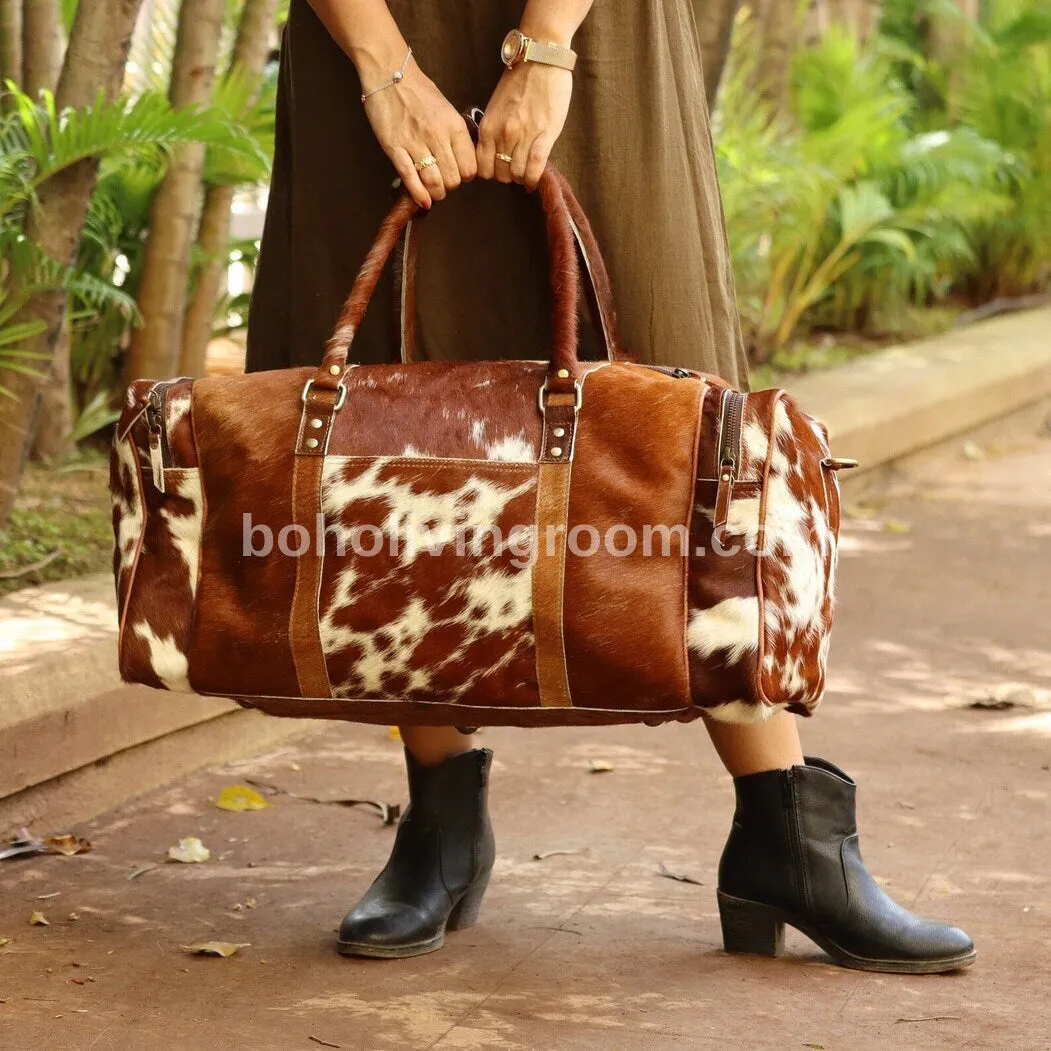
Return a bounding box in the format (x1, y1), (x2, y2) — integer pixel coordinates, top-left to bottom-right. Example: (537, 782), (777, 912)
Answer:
(500, 28), (577, 72)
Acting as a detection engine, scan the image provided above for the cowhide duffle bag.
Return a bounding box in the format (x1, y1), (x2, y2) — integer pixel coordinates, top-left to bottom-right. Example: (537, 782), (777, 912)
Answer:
(111, 165), (856, 728)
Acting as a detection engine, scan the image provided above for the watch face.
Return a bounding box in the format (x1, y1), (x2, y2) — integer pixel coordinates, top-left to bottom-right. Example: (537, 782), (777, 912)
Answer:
(501, 29), (524, 66)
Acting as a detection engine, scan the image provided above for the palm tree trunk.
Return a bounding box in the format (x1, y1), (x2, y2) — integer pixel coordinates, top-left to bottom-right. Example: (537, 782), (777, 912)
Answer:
(811, 0), (883, 42)
(24, 0), (73, 461)
(0, 0), (23, 93)
(927, 0), (979, 61)
(125, 0), (225, 381)
(693, 0), (740, 110)
(179, 0), (276, 377)
(0, 0), (144, 527)
(927, 0), (979, 117)
(753, 0), (798, 114)
(22, 0), (63, 94)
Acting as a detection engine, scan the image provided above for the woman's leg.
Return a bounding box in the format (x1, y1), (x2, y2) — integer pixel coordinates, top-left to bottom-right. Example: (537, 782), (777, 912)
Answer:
(703, 711), (803, 776)
(399, 725), (475, 765)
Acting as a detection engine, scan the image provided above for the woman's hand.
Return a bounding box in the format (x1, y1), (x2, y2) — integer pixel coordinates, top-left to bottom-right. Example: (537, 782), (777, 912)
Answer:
(477, 62), (573, 191)
(363, 61), (477, 209)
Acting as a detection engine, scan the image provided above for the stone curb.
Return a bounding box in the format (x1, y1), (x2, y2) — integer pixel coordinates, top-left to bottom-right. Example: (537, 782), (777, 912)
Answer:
(785, 308), (1051, 471)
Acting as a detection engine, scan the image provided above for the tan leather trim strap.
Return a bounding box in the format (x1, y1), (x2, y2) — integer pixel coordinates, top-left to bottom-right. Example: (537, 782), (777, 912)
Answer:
(288, 380), (350, 699)
(531, 390), (578, 708)
(289, 452), (332, 698)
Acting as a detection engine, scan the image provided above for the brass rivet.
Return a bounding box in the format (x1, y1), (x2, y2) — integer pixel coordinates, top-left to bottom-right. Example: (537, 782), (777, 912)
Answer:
(553, 427), (565, 438)
(550, 447), (563, 458)
(721, 473), (730, 482)
(306, 438), (319, 449)
(310, 418), (324, 429)
(329, 365), (341, 376)
(556, 369), (570, 379)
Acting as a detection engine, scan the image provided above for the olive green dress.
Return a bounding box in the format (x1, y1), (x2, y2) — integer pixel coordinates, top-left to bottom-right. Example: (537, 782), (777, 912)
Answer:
(246, 0), (748, 389)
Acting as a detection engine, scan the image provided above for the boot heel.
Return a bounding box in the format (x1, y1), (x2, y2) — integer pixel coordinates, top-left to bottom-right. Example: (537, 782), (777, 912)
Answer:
(448, 872), (491, 931)
(718, 891), (785, 957)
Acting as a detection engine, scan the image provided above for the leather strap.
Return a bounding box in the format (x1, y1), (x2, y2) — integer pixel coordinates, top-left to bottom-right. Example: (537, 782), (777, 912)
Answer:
(312, 114), (616, 394)
(396, 176), (620, 365)
(287, 381), (348, 698)
(531, 389), (579, 708)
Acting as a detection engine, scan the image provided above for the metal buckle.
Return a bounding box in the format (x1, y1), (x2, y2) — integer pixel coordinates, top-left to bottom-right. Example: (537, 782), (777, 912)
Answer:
(301, 378), (347, 411)
(537, 379), (582, 415)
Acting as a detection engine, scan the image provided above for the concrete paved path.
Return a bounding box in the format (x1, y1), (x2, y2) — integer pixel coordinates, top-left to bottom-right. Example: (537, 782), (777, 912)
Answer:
(1, 403), (1049, 1051)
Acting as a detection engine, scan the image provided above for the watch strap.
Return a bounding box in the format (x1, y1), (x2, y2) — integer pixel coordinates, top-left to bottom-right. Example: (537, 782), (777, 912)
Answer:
(523, 37), (577, 71)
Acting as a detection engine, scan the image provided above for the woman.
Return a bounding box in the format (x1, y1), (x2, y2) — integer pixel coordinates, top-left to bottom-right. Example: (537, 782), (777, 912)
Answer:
(246, 0), (975, 972)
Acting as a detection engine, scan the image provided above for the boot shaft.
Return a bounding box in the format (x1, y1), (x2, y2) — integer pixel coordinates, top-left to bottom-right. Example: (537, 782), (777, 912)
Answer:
(400, 747), (495, 894)
(719, 757), (858, 920)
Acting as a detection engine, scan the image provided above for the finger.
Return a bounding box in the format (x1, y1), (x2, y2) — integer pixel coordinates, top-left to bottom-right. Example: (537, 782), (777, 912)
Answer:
(417, 148), (446, 201)
(451, 121), (478, 183)
(509, 135), (531, 185)
(435, 139), (461, 193)
(391, 147), (432, 209)
(476, 118), (497, 180)
(523, 133), (552, 192)
(494, 135), (516, 184)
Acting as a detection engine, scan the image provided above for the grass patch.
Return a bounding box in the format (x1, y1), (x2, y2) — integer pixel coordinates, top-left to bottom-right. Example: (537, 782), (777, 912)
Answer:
(0, 449), (112, 596)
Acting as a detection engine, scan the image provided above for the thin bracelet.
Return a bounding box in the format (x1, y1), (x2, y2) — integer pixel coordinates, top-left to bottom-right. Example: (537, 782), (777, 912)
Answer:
(361, 47), (413, 104)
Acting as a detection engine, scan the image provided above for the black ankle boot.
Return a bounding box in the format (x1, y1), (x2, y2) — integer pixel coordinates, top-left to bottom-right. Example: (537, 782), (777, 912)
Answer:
(337, 747), (495, 959)
(717, 757), (976, 973)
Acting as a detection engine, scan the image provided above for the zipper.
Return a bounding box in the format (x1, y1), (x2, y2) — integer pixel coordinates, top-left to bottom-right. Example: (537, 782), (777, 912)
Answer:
(713, 390), (745, 533)
(782, 768), (809, 911)
(638, 363), (693, 379)
(144, 381), (177, 493)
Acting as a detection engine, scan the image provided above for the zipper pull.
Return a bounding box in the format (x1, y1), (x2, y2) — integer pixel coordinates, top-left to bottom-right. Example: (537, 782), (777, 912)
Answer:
(148, 432), (166, 493)
(146, 390), (166, 494)
(713, 457), (735, 534)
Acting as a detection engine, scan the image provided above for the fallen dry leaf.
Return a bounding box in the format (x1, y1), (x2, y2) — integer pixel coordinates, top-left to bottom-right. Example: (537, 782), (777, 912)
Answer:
(68, 913), (80, 921)
(44, 835), (92, 857)
(167, 837), (210, 864)
(0, 937), (11, 947)
(969, 682), (1039, 711)
(588, 759), (614, 773)
(309, 1037), (342, 1049)
(656, 862), (704, 886)
(213, 785), (272, 813)
(245, 897), (257, 909)
(180, 942), (249, 958)
(961, 440), (985, 461)
(28, 911), (49, 926)
(532, 849), (588, 861)
(1, 833), (91, 861)
(127, 865), (157, 881)
(882, 518), (913, 535)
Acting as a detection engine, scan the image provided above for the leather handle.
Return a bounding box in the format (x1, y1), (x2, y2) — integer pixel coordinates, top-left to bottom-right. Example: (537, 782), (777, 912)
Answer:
(396, 164), (621, 365)
(311, 110), (613, 395)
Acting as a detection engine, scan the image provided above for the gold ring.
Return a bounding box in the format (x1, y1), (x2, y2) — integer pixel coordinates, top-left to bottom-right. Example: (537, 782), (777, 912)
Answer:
(496, 152), (513, 164)
(414, 155), (438, 171)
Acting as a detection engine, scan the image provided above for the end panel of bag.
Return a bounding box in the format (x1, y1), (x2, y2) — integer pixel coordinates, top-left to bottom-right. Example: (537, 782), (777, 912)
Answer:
(185, 369), (312, 699)
(756, 393), (840, 716)
(111, 380), (154, 623)
(111, 379), (203, 693)
(561, 363), (700, 713)
(686, 386), (767, 722)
